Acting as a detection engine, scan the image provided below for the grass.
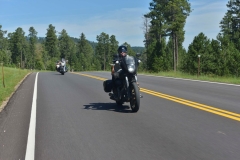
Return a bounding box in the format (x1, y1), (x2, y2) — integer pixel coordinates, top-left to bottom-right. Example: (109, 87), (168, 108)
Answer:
(139, 71), (240, 85)
(0, 66), (31, 110)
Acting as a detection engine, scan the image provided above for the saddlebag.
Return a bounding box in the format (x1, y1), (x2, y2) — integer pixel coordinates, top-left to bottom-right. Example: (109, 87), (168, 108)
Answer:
(103, 79), (113, 93)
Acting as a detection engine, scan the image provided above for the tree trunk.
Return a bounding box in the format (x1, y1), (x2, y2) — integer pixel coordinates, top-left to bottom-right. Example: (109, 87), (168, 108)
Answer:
(175, 34), (178, 71)
(172, 33), (176, 72)
(104, 50), (106, 71)
(21, 50), (22, 68)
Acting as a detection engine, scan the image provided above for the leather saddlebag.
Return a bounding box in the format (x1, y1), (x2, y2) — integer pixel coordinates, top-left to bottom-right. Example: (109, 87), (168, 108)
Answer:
(103, 79), (113, 92)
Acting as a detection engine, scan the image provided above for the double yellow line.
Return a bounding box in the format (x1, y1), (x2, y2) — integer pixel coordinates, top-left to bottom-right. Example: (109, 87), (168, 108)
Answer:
(141, 88), (240, 122)
(73, 72), (240, 122)
(73, 73), (107, 81)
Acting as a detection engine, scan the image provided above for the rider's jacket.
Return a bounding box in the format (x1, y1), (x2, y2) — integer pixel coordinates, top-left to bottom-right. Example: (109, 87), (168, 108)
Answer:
(112, 54), (126, 79)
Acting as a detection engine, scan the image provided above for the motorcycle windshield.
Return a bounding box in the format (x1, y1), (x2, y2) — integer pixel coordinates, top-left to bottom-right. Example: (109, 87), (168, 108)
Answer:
(125, 56), (135, 65)
(122, 55), (136, 74)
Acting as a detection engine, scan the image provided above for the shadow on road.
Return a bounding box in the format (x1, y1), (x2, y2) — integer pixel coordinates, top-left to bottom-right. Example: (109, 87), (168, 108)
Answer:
(54, 73), (63, 75)
(83, 103), (133, 113)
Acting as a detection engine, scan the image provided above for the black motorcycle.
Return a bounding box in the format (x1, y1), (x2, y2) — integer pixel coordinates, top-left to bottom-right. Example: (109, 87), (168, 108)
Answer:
(103, 53), (142, 112)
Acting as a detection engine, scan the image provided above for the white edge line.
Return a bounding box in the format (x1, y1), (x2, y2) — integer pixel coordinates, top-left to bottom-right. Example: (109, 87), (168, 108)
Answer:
(97, 71), (240, 87)
(25, 72), (38, 160)
(137, 74), (240, 87)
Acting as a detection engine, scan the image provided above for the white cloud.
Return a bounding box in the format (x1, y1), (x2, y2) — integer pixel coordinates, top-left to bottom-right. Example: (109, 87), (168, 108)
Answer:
(6, 7), (147, 47)
(183, 1), (228, 49)
(5, 1), (228, 49)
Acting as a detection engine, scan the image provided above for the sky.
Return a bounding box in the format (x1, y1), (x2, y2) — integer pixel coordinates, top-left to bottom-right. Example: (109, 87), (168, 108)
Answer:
(0, 0), (229, 49)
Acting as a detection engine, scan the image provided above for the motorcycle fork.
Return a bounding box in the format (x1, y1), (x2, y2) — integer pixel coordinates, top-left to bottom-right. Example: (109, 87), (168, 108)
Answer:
(128, 76), (138, 100)
(125, 76), (133, 102)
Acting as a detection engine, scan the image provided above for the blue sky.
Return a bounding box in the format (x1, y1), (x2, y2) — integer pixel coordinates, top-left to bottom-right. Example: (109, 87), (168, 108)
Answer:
(0, 0), (228, 49)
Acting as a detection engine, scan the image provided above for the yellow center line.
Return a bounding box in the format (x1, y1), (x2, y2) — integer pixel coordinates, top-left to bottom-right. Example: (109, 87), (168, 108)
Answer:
(140, 88), (240, 122)
(72, 72), (240, 122)
(72, 73), (107, 81)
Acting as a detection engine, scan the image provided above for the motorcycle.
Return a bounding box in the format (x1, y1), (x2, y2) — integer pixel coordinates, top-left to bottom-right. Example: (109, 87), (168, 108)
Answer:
(103, 53), (142, 112)
(56, 58), (68, 75)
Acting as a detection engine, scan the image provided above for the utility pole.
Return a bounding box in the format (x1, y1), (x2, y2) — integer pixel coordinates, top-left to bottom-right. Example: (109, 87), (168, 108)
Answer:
(21, 50), (22, 69)
(198, 55), (201, 77)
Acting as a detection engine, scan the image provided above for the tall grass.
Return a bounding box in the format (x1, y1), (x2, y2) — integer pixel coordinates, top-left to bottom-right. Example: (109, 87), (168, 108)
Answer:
(0, 66), (31, 109)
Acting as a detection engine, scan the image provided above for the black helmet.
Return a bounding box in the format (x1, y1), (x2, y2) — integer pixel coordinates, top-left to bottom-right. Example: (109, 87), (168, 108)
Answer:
(118, 45), (127, 54)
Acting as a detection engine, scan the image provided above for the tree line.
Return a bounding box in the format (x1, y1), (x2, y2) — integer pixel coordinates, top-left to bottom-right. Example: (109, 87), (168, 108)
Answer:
(0, 24), (144, 72)
(143, 0), (240, 77)
(0, 0), (240, 77)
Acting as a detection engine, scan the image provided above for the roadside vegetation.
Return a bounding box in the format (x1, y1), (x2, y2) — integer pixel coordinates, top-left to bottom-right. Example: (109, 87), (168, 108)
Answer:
(139, 71), (240, 85)
(0, 67), (30, 110)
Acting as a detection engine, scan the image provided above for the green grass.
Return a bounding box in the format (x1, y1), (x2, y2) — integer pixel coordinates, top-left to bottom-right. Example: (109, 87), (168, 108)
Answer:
(0, 67), (31, 109)
(139, 71), (240, 85)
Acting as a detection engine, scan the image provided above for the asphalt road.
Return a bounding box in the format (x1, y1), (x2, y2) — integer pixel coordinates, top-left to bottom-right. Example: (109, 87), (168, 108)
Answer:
(0, 71), (239, 160)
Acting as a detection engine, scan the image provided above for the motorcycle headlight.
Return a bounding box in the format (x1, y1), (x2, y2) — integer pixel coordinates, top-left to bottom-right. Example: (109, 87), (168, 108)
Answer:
(128, 65), (136, 73)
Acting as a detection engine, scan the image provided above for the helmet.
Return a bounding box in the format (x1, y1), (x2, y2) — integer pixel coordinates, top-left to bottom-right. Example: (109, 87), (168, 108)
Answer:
(118, 45), (127, 54)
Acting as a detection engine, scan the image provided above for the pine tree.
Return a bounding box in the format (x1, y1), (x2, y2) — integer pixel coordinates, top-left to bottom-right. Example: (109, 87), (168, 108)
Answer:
(186, 33), (211, 75)
(0, 25), (10, 65)
(220, 0), (240, 50)
(45, 24), (59, 58)
(96, 32), (110, 70)
(28, 27), (38, 69)
(109, 35), (119, 58)
(145, 0), (191, 72)
(77, 33), (94, 71)
(8, 27), (28, 68)
(58, 29), (72, 59)
(165, 0), (191, 71)
(217, 33), (240, 76)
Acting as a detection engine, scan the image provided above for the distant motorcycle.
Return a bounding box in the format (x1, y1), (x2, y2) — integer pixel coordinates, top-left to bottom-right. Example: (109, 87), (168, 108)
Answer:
(56, 58), (68, 75)
(103, 53), (142, 112)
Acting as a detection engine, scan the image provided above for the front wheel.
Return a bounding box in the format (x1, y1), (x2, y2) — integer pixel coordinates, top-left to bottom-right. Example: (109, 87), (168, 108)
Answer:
(130, 82), (140, 112)
(113, 88), (123, 105)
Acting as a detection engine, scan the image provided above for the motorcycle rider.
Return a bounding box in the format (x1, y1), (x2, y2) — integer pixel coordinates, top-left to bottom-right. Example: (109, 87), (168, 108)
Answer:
(111, 45), (127, 86)
(56, 60), (61, 72)
(111, 45), (142, 98)
(56, 58), (68, 72)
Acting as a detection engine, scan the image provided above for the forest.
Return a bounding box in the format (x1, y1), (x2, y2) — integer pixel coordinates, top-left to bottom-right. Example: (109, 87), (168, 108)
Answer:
(0, 0), (240, 77)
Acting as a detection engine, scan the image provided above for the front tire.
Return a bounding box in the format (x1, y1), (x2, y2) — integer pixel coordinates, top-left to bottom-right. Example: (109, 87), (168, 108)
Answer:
(130, 82), (140, 112)
(113, 88), (123, 105)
